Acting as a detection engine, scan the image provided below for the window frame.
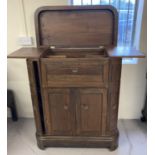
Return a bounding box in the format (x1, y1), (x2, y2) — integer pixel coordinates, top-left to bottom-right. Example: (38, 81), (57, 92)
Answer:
(69, 0), (144, 64)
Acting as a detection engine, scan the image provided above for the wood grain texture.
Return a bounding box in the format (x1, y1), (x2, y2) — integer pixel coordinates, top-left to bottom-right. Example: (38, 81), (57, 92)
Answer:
(106, 46), (145, 58)
(35, 5), (118, 47)
(7, 5), (143, 151)
(26, 59), (45, 135)
(77, 88), (107, 136)
(42, 88), (75, 136)
(36, 134), (118, 150)
(41, 88), (108, 137)
(107, 58), (122, 135)
(40, 59), (109, 88)
(8, 47), (48, 58)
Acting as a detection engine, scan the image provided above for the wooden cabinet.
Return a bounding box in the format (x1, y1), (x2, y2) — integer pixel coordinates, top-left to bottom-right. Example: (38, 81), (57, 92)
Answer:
(8, 6), (145, 151)
(40, 59), (109, 87)
(43, 88), (75, 136)
(42, 88), (107, 137)
(77, 88), (107, 136)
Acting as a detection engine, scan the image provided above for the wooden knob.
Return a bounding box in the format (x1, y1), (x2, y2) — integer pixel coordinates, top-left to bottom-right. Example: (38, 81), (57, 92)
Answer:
(82, 104), (88, 110)
(64, 105), (68, 110)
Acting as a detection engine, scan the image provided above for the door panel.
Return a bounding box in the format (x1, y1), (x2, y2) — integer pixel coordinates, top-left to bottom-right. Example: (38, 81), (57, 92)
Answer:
(77, 88), (107, 136)
(43, 89), (75, 136)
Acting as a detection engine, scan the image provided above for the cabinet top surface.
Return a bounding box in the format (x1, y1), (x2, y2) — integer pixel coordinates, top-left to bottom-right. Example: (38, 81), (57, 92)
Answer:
(35, 5), (118, 47)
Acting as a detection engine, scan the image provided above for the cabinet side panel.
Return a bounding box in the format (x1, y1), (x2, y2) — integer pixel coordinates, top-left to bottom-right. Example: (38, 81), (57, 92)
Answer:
(107, 59), (122, 135)
(101, 89), (108, 135)
(27, 59), (45, 135)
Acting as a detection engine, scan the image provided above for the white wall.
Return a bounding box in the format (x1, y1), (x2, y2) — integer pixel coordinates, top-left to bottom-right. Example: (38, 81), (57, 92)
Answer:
(7, 0), (147, 118)
(7, 0), (68, 117)
(118, 0), (147, 119)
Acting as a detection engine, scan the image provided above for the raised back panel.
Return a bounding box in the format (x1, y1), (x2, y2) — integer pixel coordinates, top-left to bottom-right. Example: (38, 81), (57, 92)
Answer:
(35, 6), (118, 47)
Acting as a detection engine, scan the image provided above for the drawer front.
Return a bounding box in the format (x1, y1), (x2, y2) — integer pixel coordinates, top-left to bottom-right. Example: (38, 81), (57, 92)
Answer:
(41, 60), (109, 87)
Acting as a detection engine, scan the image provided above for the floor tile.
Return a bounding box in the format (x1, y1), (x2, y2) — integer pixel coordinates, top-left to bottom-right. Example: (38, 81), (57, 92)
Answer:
(7, 119), (147, 155)
(122, 120), (147, 155)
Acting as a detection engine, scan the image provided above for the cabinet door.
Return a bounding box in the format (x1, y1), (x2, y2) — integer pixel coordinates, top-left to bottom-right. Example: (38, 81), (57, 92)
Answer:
(77, 88), (107, 136)
(43, 89), (75, 136)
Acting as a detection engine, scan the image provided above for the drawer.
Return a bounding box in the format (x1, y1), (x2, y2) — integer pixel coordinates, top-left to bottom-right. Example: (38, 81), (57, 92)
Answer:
(41, 60), (109, 87)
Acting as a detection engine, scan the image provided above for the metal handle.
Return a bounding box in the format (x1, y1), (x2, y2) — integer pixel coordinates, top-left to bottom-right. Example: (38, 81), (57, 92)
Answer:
(72, 68), (78, 73)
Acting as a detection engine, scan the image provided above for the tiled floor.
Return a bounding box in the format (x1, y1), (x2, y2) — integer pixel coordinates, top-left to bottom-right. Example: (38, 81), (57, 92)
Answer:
(7, 119), (147, 155)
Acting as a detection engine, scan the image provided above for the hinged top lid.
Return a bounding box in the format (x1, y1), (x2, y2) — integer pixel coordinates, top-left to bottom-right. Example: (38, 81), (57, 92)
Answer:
(35, 5), (118, 48)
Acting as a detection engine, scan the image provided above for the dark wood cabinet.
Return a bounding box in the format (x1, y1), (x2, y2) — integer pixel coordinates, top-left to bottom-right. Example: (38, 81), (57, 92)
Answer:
(43, 88), (107, 137)
(40, 59), (109, 87)
(8, 6), (145, 150)
(43, 88), (75, 136)
(77, 88), (107, 136)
